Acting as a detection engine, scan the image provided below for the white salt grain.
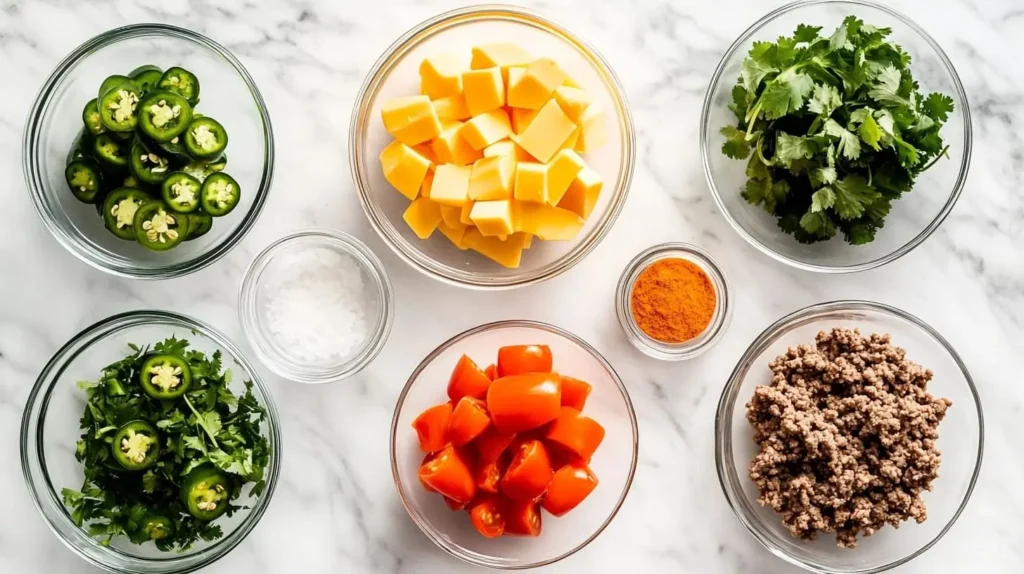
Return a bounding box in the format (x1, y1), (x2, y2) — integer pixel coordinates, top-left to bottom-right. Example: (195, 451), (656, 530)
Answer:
(264, 247), (370, 363)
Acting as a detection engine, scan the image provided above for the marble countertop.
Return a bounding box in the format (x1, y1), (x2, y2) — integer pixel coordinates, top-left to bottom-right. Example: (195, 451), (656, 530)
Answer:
(1, 0), (1022, 572)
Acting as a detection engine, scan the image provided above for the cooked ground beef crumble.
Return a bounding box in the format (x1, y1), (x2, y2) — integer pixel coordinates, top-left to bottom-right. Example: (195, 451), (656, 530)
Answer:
(745, 328), (952, 548)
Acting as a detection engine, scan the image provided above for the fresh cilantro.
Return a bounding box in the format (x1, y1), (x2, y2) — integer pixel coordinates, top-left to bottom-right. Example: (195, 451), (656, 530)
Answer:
(720, 126), (752, 159)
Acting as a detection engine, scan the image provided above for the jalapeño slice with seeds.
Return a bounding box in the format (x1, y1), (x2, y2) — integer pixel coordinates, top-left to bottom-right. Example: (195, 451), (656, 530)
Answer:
(183, 116), (228, 159)
(139, 353), (192, 398)
(129, 64), (164, 92)
(157, 66), (200, 105)
(98, 74), (132, 101)
(129, 139), (173, 185)
(185, 212), (213, 241)
(206, 154), (227, 173)
(103, 187), (150, 240)
(82, 98), (106, 136)
(161, 172), (202, 213)
(98, 82), (143, 132)
(111, 420), (160, 471)
(92, 133), (129, 169)
(133, 202), (188, 251)
(200, 173), (240, 216)
(156, 135), (190, 160)
(181, 465), (232, 521)
(138, 90), (193, 142)
(140, 514), (173, 541)
(65, 159), (104, 203)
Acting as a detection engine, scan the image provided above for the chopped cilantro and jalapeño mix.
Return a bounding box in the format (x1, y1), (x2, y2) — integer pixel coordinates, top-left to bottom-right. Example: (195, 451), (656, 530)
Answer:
(64, 65), (239, 252)
(720, 18), (955, 245)
(62, 337), (270, 551)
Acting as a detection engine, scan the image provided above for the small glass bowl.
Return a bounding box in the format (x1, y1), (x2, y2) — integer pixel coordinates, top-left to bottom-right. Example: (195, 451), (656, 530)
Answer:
(700, 0), (971, 273)
(350, 5), (635, 289)
(24, 24), (274, 279)
(615, 243), (731, 360)
(391, 320), (638, 569)
(238, 230), (394, 384)
(715, 301), (984, 573)
(21, 310), (282, 574)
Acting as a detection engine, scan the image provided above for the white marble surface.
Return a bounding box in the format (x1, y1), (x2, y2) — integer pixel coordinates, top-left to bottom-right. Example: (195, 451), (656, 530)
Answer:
(1, 0), (1022, 572)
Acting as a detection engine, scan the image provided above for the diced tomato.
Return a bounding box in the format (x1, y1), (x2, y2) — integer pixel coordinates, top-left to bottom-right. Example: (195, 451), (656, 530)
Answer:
(559, 376), (592, 411)
(497, 345), (553, 377)
(448, 397), (491, 446)
(541, 461), (599, 516)
(418, 444), (476, 504)
(447, 354), (492, 402)
(484, 364), (497, 380)
(469, 497), (505, 538)
(486, 373), (561, 433)
(543, 440), (580, 470)
(443, 496), (467, 511)
(500, 439), (553, 501)
(545, 406), (605, 461)
(411, 402), (452, 453)
(475, 427), (516, 464)
(476, 461), (502, 494)
(503, 499), (542, 536)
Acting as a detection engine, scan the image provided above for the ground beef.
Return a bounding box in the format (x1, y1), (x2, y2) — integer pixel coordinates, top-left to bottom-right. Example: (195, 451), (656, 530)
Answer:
(745, 328), (952, 548)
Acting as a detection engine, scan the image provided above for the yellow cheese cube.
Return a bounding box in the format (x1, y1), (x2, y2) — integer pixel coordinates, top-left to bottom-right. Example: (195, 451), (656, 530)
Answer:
(382, 95), (442, 146)
(403, 197), (444, 239)
(513, 162), (549, 204)
(460, 201), (474, 225)
(546, 149), (587, 206)
(514, 232), (534, 249)
(511, 107), (538, 134)
(440, 205), (464, 229)
(469, 154), (516, 201)
(463, 227), (523, 268)
(460, 109), (511, 150)
(552, 86), (592, 123)
(563, 74), (582, 89)
(471, 44), (533, 83)
(575, 104), (608, 152)
(558, 165), (603, 219)
(484, 140), (534, 161)
(560, 127), (579, 152)
(513, 201), (585, 240)
(420, 170), (434, 199)
(380, 140), (431, 200)
(438, 222), (469, 250)
(412, 142), (438, 168)
(506, 66), (525, 102)
(432, 121), (483, 166)
(430, 164), (473, 207)
(515, 99), (576, 163)
(432, 94), (471, 121)
(419, 53), (467, 99)
(507, 58), (566, 110)
(470, 200), (515, 236)
(463, 68), (505, 117)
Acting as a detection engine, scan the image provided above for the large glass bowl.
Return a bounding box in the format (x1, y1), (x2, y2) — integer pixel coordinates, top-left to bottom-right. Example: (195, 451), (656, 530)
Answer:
(390, 321), (639, 568)
(700, 0), (971, 273)
(350, 5), (634, 289)
(715, 301), (983, 573)
(24, 24), (274, 279)
(21, 310), (282, 574)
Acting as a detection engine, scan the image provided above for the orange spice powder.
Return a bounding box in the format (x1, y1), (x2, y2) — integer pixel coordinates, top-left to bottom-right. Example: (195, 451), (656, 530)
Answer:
(630, 258), (716, 343)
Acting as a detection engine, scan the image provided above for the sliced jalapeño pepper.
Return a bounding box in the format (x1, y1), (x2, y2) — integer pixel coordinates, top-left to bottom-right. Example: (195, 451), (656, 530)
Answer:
(138, 91), (193, 142)
(129, 139), (173, 185)
(206, 154), (227, 173)
(98, 74), (132, 101)
(68, 129), (91, 165)
(157, 67), (200, 105)
(103, 187), (150, 240)
(129, 65), (164, 92)
(140, 514), (173, 541)
(156, 135), (190, 160)
(133, 202), (188, 252)
(185, 212), (213, 241)
(181, 465), (232, 521)
(65, 159), (104, 203)
(98, 82), (143, 132)
(82, 98), (106, 136)
(93, 133), (130, 170)
(111, 420), (160, 471)
(161, 172), (202, 213)
(200, 173), (240, 216)
(139, 353), (192, 398)
(183, 117), (228, 159)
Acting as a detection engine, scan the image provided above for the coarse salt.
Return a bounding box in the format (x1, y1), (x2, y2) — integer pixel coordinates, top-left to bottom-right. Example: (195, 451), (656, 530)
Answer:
(263, 247), (370, 363)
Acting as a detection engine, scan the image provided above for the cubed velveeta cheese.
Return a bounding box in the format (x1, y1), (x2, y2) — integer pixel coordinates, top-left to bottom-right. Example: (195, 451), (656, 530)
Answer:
(463, 227), (524, 268)
(403, 197), (444, 239)
(469, 154), (516, 201)
(513, 162), (549, 204)
(515, 99), (576, 163)
(432, 121), (483, 166)
(506, 66), (525, 100)
(432, 94), (471, 121)
(381, 95), (443, 145)
(412, 142), (438, 167)
(552, 86), (592, 123)
(483, 140), (535, 161)
(507, 58), (566, 110)
(470, 200), (515, 236)
(560, 128), (579, 153)
(575, 104), (608, 152)
(563, 74), (582, 89)
(460, 200), (475, 225)
(460, 109), (512, 150)
(513, 201), (585, 240)
(440, 205), (464, 229)
(419, 53), (467, 99)
(438, 222), (469, 250)
(471, 43), (534, 83)
(546, 149), (587, 206)
(511, 107), (538, 134)
(430, 164), (473, 207)
(557, 165), (603, 219)
(462, 68), (505, 116)
(380, 140), (432, 200)
(420, 169), (434, 199)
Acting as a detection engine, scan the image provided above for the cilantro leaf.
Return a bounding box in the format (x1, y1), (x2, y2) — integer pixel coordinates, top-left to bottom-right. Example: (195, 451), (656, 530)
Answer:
(856, 112), (884, 150)
(759, 69), (814, 119)
(833, 174), (881, 219)
(921, 92), (954, 122)
(800, 210), (837, 238)
(822, 119), (862, 160)
(741, 57), (777, 94)
(721, 126), (752, 159)
(775, 132), (815, 167)
(811, 187), (836, 212)
(806, 83), (842, 117)
(794, 24), (822, 43)
(868, 65), (907, 107)
(729, 84), (748, 123)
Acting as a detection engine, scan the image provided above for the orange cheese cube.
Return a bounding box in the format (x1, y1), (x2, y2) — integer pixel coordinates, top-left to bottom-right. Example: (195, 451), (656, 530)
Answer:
(460, 109), (511, 150)
(381, 95), (442, 145)
(420, 169), (434, 199)
(379, 140), (431, 200)
(511, 107), (538, 134)
(403, 197), (444, 239)
(575, 104), (608, 152)
(430, 164), (473, 207)
(412, 142), (438, 167)
(507, 58), (566, 110)
(460, 201), (474, 225)
(432, 121), (483, 166)
(440, 205), (465, 229)
(557, 165), (603, 219)
(552, 86), (592, 123)
(432, 94), (471, 121)
(546, 149), (587, 206)
(419, 53), (467, 99)
(463, 227), (523, 268)
(471, 44), (533, 83)
(513, 201), (585, 240)
(462, 68), (505, 116)
(513, 162), (549, 204)
(484, 140), (534, 161)
(470, 200), (515, 236)
(506, 66), (525, 101)
(516, 99), (576, 163)
(515, 232), (534, 249)
(438, 222), (469, 250)
(560, 127), (579, 152)
(469, 154), (516, 201)
(563, 74), (582, 89)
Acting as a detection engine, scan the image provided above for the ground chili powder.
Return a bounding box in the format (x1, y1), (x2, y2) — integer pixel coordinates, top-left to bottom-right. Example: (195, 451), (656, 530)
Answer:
(630, 258), (716, 343)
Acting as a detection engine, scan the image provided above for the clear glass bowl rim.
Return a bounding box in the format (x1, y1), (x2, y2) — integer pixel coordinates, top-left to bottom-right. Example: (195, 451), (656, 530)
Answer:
(714, 300), (984, 573)
(348, 4), (636, 289)
(23, 23), (275, 280)
(20, 309), (283, 574)
(389, 319), (640, 569)
(698, 0), (973, 274)
(237, 229), (396, 383)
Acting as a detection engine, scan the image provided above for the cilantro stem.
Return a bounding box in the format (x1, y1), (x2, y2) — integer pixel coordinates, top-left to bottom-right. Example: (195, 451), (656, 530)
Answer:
(183, 396), (219, 449)
(917, 145), (951, 174)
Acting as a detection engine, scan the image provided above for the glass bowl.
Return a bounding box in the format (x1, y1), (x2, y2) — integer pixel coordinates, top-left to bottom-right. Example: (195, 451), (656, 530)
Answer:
(238, 230), (395, 384)
(700, 0), (972, 273)
(715, 301), (983, 573)
(615, 242), (732, 361)
(350, 5), (635, 289)
(390, 320), (638, 568)
(24, 24), (274, 279)
(20, 310), (282, 574)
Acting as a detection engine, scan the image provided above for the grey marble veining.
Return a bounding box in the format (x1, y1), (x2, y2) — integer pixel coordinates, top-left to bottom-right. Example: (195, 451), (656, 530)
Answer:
(1, 0), (1022, 572)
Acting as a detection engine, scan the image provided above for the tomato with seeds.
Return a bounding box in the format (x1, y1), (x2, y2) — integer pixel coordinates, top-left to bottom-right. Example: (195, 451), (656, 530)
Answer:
(497, 344), (553, 377)
(503, 499), (542, 536)
(448, 397), (491, 446)
(418, 445), (476, 504)
(560, 376), (592, 411)
(447, 354), (492, 401)
(476, 460), (503, 493)
(486, 373), (561, 433)
(484, 364), (497, 380)
(545, 407), (605, 462)
(541, 461), (599, 516)
(469, 497), (505, 538)
(475, 427), (516, 464)
(500, 439), (552, 501)
(412, 402), (452, 453)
